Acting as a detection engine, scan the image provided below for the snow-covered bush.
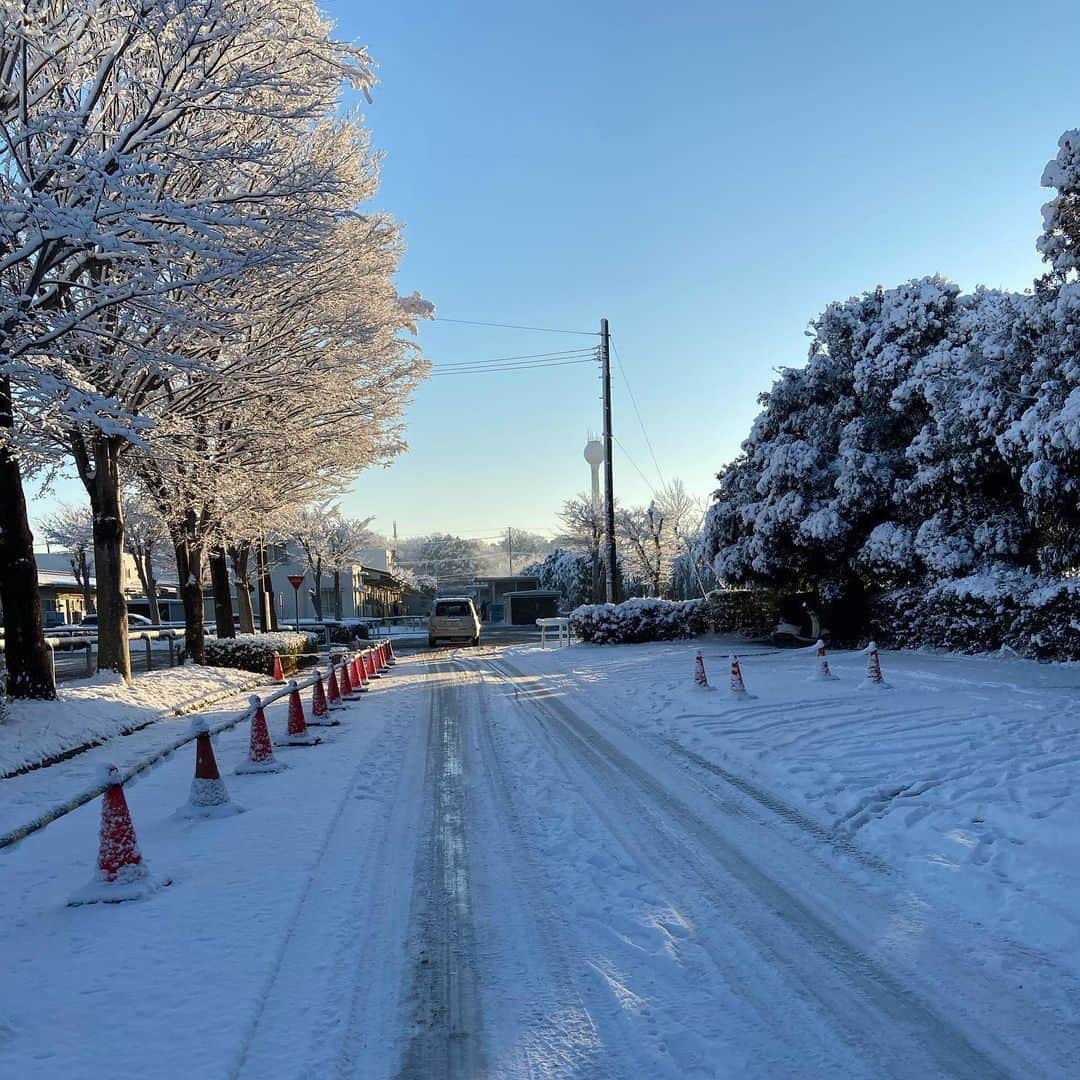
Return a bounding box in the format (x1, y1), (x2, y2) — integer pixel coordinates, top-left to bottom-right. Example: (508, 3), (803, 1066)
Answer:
(327, 621), (371, 645)
(570, 598), (706, 644)
(203, 632), (319, 676)
(872, 571), (1080, 660)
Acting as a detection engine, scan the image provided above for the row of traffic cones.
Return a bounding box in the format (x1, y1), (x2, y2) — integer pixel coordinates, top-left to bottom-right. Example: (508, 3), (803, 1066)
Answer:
(693, 640), (890, 694)
(271, 639), (396, 685)
(71, 642), (399, 906)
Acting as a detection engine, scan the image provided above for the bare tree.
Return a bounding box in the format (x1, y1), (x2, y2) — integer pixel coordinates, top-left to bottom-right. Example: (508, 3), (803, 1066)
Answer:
(616, 480), (701, 598)
(41, 505), (96, 616)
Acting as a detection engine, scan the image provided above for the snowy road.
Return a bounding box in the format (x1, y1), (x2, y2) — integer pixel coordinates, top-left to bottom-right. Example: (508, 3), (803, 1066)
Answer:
(2, 646), (1077, 1078)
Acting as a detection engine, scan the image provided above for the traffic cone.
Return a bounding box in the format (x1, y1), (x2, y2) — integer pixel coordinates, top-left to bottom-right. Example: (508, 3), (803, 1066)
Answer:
(236, 695), (286, 774)
(729, 655), (748, 694)
(272, 653), (285, 683)
(340, 657), (355, 698)
(307, 669), (340, 727)
(281, 679), (320, 746)
(813, 640), (839, 681)
(69, 765), (168, 905)
(377, 643), (390, 673)
(354, 652), (369, 691)
(367, 649), (381, 679)
(177, 719), (242, 818)
(694, 651), (709, 688)
(386, 639), (398, 665)
(326, 663), (344, 710)
(859, 642), (891, 689)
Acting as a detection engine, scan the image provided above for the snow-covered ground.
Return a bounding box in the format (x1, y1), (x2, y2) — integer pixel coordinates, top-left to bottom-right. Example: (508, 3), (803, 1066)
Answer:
(1, 665), (264, 778)
(0, 642), (1076, 1078)
(502, 640), (1080, 977)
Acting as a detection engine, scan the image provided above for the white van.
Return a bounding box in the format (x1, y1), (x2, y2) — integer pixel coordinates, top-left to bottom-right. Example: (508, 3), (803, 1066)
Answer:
(428, 597), (481, 648)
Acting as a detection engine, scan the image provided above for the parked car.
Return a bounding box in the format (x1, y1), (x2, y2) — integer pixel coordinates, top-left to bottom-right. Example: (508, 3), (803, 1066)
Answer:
(428, 597), (481, 648)
(79, 613), (154, 630)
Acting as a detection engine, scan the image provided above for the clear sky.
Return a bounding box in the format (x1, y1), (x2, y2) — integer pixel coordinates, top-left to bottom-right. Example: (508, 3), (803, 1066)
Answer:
(27, 0), (1080, 543)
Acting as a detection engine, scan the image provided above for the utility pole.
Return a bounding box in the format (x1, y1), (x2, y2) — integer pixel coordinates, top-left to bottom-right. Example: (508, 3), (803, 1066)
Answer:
(601, 318), (618, 603)
(507, 526), (514, 576)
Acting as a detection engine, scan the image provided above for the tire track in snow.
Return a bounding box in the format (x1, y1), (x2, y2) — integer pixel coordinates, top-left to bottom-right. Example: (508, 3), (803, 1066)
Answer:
(485, 656), (1033, 1079)
(395, 660), (486, 1079)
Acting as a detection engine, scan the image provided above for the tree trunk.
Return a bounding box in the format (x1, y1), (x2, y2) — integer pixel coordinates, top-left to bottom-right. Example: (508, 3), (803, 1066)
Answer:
(174, 535), (206, 664)
(144, 554), (161, 625)
(312, 556), (323, 621)
(0, 376), (55, 699)
(333, 568), (343, 621)
(256, 543), (271, 632)
(82, 437), (131, 680)
(231, 543), (255, 635)
(209, 546), (235, 639)
(77, 550), (96, 614)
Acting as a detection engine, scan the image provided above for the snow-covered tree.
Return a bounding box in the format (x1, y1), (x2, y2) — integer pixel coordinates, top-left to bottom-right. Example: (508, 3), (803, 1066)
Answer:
(122, 497), (171, 626)
(523, 550), (592, 609)
(618, 480), (702, 598)
(396, 534), (484, 583)
(0, 0), (378, 689)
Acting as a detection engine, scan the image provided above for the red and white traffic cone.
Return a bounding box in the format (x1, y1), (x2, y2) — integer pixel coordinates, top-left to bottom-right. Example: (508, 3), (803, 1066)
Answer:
(354, 652), (369, 691)
(281, 679), (320, 746)
(326, 663), (344, 710)
(307, 669), (340, 727)
(177, 719), (242, 818)
(377, 643), (390, 674)
(272, 653), (285, 683)
(694, 651), (709, 688)
(729, 655), (748, 694)
(367, 649), (382, 679)
(236, 696), (286, 774)
(859, 641), (890, 689)
(813, 639), (838, 681)
(340, 657), (355, 698)
(69, 765), (168, 905)
(386, 639), (398, 665)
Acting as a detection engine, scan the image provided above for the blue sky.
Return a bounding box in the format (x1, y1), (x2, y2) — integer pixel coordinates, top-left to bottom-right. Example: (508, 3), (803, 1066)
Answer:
(29, 1), (1080, 543)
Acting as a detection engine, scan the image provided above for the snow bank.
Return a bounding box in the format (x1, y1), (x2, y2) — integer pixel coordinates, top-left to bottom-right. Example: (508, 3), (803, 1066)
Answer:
(0, 666), (261, 777)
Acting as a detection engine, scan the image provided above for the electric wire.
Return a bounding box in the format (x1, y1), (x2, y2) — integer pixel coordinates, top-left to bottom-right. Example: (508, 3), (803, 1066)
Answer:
(611, 336), (667, 490)
(434, 347), (597, 368)
(434, 317), (599, 336)
(430, 356), (597, 376)
(612, 434), (658, 496)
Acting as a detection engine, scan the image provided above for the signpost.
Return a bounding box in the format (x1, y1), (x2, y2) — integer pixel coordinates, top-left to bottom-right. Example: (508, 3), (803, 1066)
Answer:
(287, 573), (305, 631)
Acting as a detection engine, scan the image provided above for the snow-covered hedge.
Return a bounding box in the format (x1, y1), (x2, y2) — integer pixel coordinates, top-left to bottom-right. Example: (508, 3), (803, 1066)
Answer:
(702, 589), (775, 636)
(326, 620), (370, 645)
(203, 632), (320, 675)
(570, 598), (707, 644)
(872, 572), (1080, 660)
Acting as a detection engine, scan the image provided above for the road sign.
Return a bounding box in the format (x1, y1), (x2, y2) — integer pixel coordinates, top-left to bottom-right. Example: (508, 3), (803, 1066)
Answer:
(287, 574), (305, 590)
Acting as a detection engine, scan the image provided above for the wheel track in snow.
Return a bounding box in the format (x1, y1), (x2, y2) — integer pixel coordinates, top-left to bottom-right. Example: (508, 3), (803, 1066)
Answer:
(482, 654), (1044, 1078)
(394, 659), (486, 1079)
(228, 682), (427, 1080)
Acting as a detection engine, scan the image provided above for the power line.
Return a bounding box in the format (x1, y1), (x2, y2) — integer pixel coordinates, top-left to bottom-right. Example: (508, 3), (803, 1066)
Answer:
(430, 356), (596, 376)
(434, 317), (600, 336)
(611, 336), (666, 490)
(612, 434), (658, 496)
(434, 347), (596, 367)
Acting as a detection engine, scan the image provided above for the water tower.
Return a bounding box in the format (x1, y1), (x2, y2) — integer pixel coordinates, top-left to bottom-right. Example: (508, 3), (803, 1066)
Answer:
(584, 437), (605, 501)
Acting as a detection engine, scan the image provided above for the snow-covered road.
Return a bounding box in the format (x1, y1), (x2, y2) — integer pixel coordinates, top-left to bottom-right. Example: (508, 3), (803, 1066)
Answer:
(2, 646), (1077, 1078)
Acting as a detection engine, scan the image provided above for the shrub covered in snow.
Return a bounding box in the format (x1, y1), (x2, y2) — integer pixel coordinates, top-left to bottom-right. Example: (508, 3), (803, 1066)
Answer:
(872, 571), (1080, 660)
(203, 632), (319, 675)
(570, 598), (707, 644)
(524, 549), (593, 610)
